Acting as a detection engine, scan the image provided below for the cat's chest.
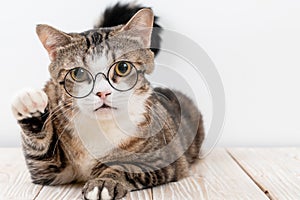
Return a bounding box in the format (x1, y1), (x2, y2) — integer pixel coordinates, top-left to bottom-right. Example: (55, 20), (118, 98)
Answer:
(73, 115), (133, 158)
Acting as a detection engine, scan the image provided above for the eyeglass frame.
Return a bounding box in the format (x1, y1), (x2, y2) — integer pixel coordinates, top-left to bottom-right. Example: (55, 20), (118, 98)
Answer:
(63, 60), (145, 99)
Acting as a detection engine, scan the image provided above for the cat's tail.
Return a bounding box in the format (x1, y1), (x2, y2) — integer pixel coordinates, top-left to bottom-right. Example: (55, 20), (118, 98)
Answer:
(94, 2), (162, 56)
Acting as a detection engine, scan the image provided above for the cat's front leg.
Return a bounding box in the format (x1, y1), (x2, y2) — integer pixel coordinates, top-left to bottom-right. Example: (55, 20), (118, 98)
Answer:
(82, 162), (177, 200)
(11, 89), (72, 185)
(11, 89), (51, 151)
(82, 165), (132, 200)
(11, 88), (53, 158)
(83, 177), (128, 200)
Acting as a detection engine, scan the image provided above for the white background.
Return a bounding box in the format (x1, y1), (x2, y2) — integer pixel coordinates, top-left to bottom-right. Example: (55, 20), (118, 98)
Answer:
(0, 0), (299, 147)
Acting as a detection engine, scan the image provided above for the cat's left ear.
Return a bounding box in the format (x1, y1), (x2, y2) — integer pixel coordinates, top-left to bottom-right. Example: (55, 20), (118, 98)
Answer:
(122, 8), (154, 48)
(36, 24), (72, 61)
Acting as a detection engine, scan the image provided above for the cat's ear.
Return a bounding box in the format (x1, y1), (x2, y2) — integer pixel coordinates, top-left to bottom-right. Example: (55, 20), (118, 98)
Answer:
(36, 24), (72, 61)
(122, 8), (154, 48)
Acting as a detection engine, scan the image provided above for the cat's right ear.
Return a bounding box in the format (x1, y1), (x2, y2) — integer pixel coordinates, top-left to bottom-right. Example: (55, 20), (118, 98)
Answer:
(36, 24), (72, 61)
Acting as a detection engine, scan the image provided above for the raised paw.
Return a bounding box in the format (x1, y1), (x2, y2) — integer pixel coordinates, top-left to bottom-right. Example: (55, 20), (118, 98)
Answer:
(11, 89), (48, 120)
(83, 178), (128, 200)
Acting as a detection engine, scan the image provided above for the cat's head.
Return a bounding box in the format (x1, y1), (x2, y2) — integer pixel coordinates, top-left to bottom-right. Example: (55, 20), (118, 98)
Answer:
(36, 9), (155, 123)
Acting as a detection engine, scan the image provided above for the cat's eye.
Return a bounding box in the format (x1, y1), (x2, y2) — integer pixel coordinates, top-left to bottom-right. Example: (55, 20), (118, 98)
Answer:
(70, 67), (89, 82)
(114, 61), (132, 77)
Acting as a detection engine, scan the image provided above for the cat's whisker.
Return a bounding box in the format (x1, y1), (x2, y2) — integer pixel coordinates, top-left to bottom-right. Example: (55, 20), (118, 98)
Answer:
(50, 110), (80, 157)
(150, 108), (168, 135)
(42, 102), (74, 129)
(144, 99), (175, 145)
(152, 90), (177, 135)
(41, 103), (75, 132)
(45, 101), (74, 119)
(44, 101), (73, 119)
(49, 106), (76, 126)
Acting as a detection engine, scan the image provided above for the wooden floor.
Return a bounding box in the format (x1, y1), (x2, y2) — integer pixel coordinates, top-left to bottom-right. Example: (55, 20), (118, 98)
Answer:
(0, 148), (299, 200)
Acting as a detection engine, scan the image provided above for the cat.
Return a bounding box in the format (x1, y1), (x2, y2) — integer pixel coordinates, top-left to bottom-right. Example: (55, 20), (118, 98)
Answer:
(11, 3), (204, 200)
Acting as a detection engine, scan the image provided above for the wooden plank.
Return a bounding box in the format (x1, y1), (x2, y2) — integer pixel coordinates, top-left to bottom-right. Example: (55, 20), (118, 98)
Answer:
(228, 148), (300, 200)
(8, 147), (299, 199)
(36, 183), (152, 200)
(0, 148), (43, 200)
(152, 148), (268, 200)
(122, 189), (152, 200)
(35, 184), (82, 200)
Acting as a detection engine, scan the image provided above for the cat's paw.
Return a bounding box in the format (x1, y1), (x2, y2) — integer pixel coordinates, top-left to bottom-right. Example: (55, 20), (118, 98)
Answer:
(82, 178), (128, 200)
(11, 89), (48, 120)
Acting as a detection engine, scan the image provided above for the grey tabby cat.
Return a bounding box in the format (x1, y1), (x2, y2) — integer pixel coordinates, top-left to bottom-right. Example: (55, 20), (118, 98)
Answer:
(11, 3), (204, 200)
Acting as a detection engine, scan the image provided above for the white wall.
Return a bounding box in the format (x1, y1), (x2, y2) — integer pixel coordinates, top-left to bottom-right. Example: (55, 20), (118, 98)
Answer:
(0, 0), (299, 147)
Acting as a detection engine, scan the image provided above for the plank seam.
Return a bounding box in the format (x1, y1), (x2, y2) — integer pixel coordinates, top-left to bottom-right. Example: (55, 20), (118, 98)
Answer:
(32, 185), (44, 200)
(226, 149), (274, 200)
(151, 187), (154, 200)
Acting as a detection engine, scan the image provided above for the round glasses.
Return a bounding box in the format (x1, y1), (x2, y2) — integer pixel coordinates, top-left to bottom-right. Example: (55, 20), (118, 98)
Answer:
(63, 61), (141, 98)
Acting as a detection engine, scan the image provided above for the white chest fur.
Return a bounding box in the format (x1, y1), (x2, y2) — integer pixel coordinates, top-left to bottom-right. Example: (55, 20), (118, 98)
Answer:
(73, 113), (135, 158)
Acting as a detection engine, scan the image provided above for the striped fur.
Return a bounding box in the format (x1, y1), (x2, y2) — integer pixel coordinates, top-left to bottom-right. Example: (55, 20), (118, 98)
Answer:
(12, 3), (204, 200)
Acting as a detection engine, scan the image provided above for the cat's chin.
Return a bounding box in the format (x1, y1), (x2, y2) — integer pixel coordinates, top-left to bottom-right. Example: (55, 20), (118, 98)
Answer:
(78, 107), (117, 121)
(91, 109), (116, 121)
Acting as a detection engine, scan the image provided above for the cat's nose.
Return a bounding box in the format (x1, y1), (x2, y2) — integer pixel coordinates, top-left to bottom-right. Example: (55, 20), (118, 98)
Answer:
(96, 91), (111, 99)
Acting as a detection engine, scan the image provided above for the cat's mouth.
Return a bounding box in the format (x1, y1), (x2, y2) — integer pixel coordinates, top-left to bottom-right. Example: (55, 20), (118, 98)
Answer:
(94, 103), (117, 111)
